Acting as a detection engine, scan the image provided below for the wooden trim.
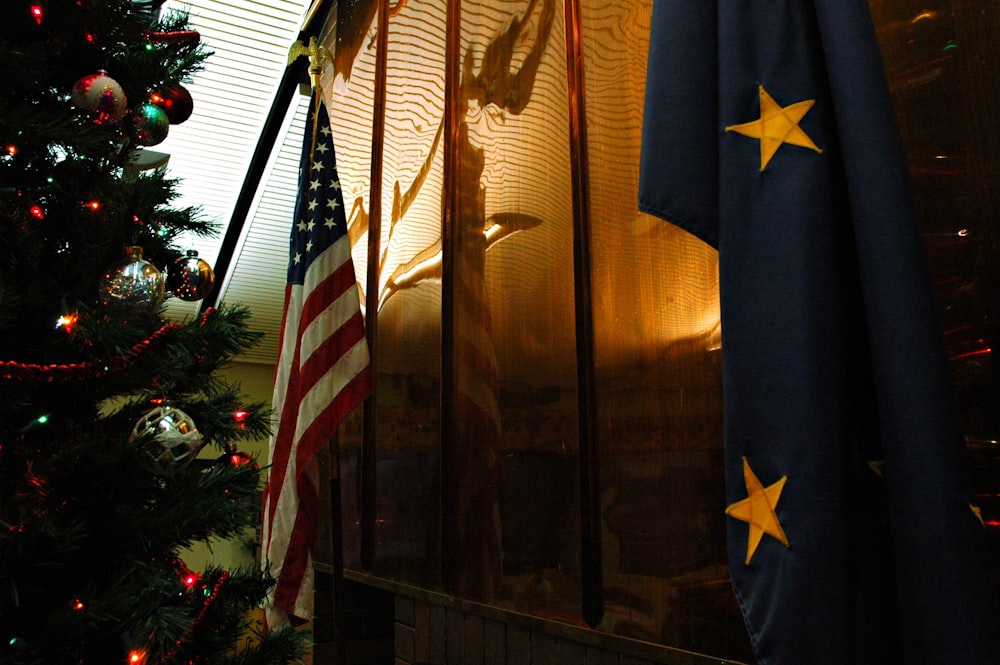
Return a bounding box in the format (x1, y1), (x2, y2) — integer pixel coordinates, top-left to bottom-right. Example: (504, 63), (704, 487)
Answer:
(344, 570), (748, 665)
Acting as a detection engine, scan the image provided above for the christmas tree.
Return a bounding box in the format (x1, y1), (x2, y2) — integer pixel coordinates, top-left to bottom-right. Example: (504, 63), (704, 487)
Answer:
(0, 2), (304, 663)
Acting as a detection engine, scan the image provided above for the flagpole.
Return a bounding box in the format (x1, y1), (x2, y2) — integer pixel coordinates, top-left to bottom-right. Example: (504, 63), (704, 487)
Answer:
(300, 0), (326, 33)
(199, 0), (336, 314)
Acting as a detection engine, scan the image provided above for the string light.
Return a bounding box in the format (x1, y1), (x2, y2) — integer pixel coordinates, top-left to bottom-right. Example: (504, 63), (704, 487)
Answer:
(55, 312), (78, 331)
(127, 649), (147, 665)
(29, 205), (44, 219)
(30, 5), (43, 25)
(19, 413), (50, 433)
(86, 200), (100, 211)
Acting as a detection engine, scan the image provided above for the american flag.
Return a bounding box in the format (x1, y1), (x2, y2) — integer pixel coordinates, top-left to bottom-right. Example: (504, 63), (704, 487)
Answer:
(262, 93), (371, 629)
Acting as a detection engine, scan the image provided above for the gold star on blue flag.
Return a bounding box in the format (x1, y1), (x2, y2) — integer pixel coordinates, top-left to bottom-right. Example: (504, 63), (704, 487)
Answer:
(725, 85), (822, 171)
(725, 457), (789, 565)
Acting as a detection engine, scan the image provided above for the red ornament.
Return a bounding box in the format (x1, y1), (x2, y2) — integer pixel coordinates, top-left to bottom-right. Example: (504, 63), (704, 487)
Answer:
(217, 446), (258, 470)
(149, 84), (193, 125)
(166, 250), (214, 301)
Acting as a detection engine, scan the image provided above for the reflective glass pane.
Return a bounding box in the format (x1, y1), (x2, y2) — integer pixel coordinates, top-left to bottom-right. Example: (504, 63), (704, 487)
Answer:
(369, 0), (447, 584)
(322, 0), (380, 570)
(870, 0), (1000, 590)
(451, 0), (582, 613)
(580, 0), (753, 659)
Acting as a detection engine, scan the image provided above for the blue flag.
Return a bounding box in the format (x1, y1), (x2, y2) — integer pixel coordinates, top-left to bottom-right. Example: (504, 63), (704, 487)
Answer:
(639, 1), (998, 663)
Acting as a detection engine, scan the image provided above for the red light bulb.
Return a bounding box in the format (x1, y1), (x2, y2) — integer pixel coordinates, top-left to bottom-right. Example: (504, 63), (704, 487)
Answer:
(30, 5), (43, 25)
(29, 205), (44, 219)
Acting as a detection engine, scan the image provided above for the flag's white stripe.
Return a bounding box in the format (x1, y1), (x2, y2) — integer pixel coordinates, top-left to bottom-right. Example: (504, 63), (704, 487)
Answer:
(269, 291), (302, 430)
(299, 287), (364, 363)
(300, 234), (352, 290)
(300, 288), (365, 367)
(292, 339), (371, 442)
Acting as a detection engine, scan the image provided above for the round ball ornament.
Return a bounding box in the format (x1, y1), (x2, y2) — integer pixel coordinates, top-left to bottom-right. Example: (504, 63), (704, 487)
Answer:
(98, 246), (165, 314)
(128, 102), (170, 146)
(216, 446), (259, 471)
(130, 403), (204, 474)
(167, 250), (215, 302)
(150, 84), (193, 124)
(71, 70), (127, 124)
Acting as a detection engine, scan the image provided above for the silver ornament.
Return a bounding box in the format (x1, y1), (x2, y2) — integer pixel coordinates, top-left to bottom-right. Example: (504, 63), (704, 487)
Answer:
(130, 402), (204, 474)
(98, 246), (165, 314)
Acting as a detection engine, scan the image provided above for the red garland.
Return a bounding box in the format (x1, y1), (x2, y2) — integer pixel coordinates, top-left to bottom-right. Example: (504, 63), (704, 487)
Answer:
(155, 570), (230, 665)
(143, 29), (201, 45)
(1, 309), (217, 382)
(0, 323), (180, 382)
(193, 570), (229, 625)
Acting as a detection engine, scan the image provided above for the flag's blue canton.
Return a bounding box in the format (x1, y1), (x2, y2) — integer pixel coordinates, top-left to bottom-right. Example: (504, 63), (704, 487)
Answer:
(288, 99), (345, 286)
(639, 1), (998, 663)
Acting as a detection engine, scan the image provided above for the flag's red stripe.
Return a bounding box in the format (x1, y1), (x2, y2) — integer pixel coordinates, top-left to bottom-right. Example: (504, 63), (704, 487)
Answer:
(271, 470), (319, 612)
(266, 259), (358, 530)
(298, 310), (367, 391)
(265, 305), (307, 530)
(297, 258), (356, 335)
(293, 363), (373, 474)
